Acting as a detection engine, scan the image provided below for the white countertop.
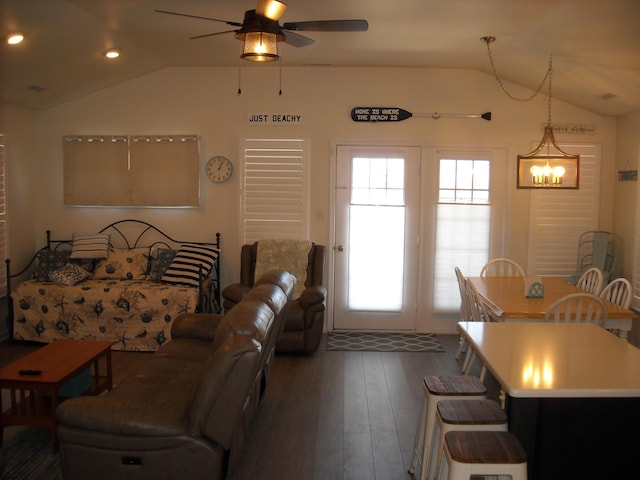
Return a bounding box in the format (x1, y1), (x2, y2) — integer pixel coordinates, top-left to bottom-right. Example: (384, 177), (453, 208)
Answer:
(457, 321), (640, 398)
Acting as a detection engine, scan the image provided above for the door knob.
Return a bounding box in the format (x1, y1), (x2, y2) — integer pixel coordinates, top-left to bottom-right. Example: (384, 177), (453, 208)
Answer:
(336, 245), (344, 252)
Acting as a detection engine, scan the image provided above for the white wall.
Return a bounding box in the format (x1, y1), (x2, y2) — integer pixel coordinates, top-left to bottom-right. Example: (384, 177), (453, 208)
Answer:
(4, 66), (618, 333)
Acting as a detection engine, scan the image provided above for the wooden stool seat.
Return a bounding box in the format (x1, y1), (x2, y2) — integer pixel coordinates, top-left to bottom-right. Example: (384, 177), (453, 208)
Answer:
(408, 375), (487, 480)
(446, 430), (527, 464)
(428, 399), (508, 480)
(437, 398), (507, 425)
(424, 375), (486, 396)
(438, 431), (527, 480)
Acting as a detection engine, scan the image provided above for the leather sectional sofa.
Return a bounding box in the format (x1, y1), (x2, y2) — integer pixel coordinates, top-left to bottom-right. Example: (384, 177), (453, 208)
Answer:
(56, 269), (296, 480)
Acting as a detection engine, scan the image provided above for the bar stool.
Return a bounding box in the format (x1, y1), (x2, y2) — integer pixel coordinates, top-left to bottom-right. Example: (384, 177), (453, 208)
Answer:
(427, 399), (508, 480)
(408, 375), (486, 480)
(437, 431), (527, 480)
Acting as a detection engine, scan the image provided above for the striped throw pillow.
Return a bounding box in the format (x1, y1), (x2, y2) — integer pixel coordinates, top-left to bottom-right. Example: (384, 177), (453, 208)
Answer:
(161, 243), (219, 287)
(69, 233), (110, 259)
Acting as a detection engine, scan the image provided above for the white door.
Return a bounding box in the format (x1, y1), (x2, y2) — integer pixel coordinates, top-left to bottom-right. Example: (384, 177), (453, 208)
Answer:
(333, 145), (421, 330)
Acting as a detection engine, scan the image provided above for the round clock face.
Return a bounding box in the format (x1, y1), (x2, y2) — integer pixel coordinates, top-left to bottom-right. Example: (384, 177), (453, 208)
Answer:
(206, 155), (233, 183)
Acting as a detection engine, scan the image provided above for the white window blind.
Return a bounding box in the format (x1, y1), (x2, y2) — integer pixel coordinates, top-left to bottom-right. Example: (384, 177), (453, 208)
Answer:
(434, 157), (491, 311)
(526, 144), (601, 277)
(240, 138), (309, 244)
(0, 136), (6, 296)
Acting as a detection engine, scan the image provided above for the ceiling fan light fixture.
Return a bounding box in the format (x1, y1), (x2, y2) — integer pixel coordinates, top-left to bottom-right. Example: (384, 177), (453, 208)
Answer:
(241, 31), (279, 62)
(256, 0), (287, 21)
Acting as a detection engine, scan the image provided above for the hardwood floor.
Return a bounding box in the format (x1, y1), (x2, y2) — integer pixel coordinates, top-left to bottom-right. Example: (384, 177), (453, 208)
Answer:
(0, 334), (500, 480)
(232, 334), (499, 480)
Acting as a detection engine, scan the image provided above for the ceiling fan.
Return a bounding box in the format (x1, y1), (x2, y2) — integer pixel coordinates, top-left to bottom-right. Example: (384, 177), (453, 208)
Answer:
(156, 0), (369, 61)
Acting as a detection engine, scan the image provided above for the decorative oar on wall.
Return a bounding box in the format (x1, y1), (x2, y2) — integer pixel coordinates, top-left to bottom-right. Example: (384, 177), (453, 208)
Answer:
(350, 107), (491, 123)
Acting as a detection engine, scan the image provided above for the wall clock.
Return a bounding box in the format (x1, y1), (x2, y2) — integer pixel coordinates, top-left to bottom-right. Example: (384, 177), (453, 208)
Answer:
(205, 155), (233, 183)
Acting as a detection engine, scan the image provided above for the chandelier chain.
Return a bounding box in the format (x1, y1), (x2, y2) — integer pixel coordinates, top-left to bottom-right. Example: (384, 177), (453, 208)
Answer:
(483, 38), (552, 104)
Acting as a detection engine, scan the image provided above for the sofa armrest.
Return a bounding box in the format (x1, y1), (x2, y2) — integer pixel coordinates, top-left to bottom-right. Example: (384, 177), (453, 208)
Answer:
(222, 283), (251, 305)
(171, 313), (224, 342)
(298, 285), (327, 310)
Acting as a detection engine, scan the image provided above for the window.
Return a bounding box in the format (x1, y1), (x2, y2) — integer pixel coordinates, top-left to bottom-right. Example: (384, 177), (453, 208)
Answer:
(240, 138), (309, 243)
(434, 157), (491, 311)
(63, 135), (200, 206)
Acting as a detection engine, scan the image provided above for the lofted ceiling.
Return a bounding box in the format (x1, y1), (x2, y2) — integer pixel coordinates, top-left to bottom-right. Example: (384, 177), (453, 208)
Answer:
(1, 0), (639, 116)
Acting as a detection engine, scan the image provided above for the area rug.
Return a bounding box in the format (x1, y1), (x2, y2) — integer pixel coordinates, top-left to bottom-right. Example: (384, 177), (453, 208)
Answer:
(326, 332), (444, 352)
(1, 426), (62, 480)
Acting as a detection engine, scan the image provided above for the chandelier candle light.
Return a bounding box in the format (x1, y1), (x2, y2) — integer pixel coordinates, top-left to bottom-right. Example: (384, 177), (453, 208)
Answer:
(482, 36), (580, 189)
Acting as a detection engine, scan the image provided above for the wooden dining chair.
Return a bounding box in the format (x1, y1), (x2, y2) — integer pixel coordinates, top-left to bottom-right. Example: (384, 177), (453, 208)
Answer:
(454, 267), (472, 361)
(576, 266), (604, 295)
(544, 292), (608, 326)
(462, 281), (491, 381)
(479, 258), (525, 277)
(599, 277), (632, 309)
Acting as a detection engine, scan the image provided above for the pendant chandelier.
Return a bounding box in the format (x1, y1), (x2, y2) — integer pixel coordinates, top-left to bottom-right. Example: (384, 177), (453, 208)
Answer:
(482, 36), (579, 189)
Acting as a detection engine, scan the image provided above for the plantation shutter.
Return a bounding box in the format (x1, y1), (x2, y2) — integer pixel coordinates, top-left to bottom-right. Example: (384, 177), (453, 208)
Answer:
(240, 138), (309, 244)
(527, 143), (601, 277)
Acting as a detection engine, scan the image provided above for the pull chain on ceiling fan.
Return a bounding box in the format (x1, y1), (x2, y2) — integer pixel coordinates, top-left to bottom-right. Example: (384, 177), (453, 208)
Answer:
(156, 0), (369, 62)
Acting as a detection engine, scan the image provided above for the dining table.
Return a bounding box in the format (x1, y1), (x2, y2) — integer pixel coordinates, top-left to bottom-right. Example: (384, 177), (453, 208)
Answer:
(457, 321), (640, 480)
(468, 275), (637, 338)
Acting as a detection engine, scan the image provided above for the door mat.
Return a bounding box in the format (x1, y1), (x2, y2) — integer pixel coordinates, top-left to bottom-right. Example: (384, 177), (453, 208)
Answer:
(326, 332), (444, 352)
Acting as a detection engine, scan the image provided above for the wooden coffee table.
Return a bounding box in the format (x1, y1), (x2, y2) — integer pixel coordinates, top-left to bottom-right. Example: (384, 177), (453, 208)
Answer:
(0, 339), (114, 451)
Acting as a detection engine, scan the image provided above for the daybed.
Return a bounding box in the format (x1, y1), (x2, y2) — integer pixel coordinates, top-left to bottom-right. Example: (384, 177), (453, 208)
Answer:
(56, 270), (296, 480)
(6, 219), (221, 352)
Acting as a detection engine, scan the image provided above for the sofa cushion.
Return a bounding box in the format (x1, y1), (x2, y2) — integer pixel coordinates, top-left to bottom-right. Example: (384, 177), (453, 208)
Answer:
(253, 268), (297, 297)
(213, 301), (274, 351)
(57, 356), (203, 437)
(93, 247), (149, 280)
(148, 248), (177, 282)
(161, 244), (219, 288)
(242, 283), (288, 316)
(69, 233), (110, 259)
(188, 335), (260, 445)
(34, 249), (70, 282)
(48, 263), (91, 286)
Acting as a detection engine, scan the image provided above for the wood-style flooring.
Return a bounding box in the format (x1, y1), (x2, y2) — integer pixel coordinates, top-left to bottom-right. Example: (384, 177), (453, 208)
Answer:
(0, 334), (500, 480)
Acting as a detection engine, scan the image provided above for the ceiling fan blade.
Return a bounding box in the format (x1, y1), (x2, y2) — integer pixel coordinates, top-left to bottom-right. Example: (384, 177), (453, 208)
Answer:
(155, 9), (243, 27)
(282, 19), (369, 32)
(256, 0), (288, 21)
(283, 30), (315, 47)
(190, 29), (239, 40)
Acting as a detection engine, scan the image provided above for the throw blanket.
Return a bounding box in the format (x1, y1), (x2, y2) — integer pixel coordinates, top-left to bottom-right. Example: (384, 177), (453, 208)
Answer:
(255, 239), (312, 299)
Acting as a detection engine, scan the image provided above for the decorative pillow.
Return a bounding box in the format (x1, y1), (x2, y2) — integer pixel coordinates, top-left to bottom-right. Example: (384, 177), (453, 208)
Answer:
(148, 248), (177, 282)
(94, 248), (149, 280)
(69, 233), (110, 259)
(49, 263), (91, 286)
(161, 244), (219, 287)
(34, 249), (70, 282)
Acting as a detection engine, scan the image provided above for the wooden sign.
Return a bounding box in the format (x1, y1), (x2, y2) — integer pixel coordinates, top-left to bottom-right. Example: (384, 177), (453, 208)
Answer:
(351, 107), (413, 122)
(248, 112), (303, 126)
(351, 107), (491, 123)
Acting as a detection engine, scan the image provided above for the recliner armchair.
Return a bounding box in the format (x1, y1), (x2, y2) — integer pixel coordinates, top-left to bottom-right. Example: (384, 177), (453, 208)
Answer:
(222, 241), (326, 353)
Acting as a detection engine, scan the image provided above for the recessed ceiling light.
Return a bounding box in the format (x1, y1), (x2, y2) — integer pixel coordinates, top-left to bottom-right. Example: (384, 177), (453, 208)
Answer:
(7, 33), (24, 45)
(105, 48), (121, 59)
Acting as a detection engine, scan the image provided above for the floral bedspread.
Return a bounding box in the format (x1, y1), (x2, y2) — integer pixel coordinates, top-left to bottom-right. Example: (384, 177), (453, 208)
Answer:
(12, 279), (200, 351)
